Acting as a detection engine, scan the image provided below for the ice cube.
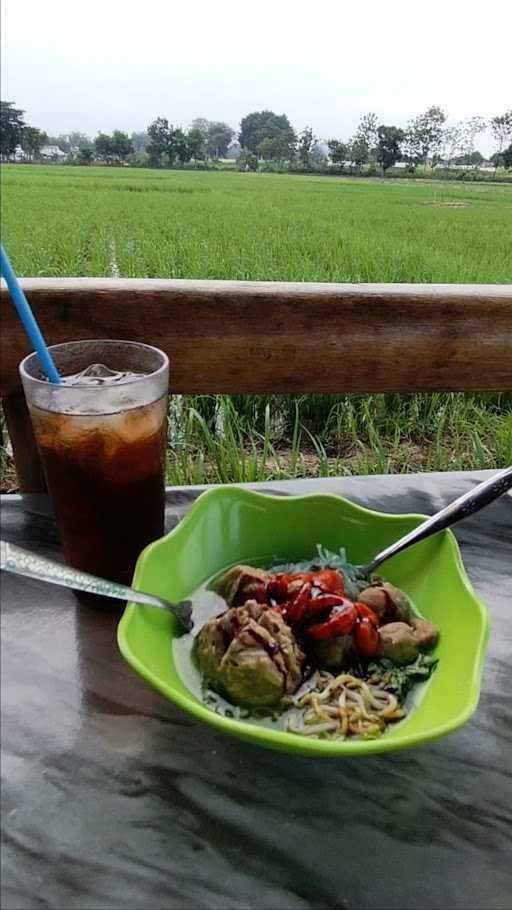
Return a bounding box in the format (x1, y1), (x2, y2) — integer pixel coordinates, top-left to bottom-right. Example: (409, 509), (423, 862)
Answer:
(78, 363), (117, 379)
(62, 364), (143, 387)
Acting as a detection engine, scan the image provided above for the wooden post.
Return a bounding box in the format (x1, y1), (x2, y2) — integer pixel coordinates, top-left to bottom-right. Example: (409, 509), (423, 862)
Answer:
(2, 393), (47, 493)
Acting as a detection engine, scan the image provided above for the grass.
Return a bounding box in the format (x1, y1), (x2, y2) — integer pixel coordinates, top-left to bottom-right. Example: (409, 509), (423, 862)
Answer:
(164, 393), (512, 485)
(3, 165), (512, 282)
(1, 164), (511, 489)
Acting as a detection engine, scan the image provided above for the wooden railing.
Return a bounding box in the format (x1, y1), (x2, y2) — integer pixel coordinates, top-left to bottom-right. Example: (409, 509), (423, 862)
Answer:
(1, 278), (511, 491)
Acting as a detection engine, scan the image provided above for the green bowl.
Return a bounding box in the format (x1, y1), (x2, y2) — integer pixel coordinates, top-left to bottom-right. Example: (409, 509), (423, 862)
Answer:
(118, 487), (489, 756)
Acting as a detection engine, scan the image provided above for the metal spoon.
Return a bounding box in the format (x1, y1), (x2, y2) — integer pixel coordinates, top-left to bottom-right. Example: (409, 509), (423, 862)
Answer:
(0, 540), (193, 631)
(356, 466), (512, 579)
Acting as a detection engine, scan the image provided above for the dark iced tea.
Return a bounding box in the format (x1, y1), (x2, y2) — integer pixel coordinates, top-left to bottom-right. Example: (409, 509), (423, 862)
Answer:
(29, 396), (166, 583)
(20, 341), (169, 589)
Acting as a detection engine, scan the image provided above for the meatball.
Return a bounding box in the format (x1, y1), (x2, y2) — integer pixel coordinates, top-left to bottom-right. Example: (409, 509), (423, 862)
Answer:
(215, 565), (268, 607)
(378, 622), (419, 665)
(359, 581), (412, 624)
(220, 627), (287, 707)
(357, 584), (388, 622)
(194, 600), (304, 708)
(310, 634), (356, 670)
(410, 618), (439, 651)
(193, 616), (227, 687)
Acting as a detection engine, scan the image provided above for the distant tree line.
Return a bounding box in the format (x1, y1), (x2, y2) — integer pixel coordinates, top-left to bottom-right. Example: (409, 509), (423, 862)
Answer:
(1, 101), (49, 160)
(325, 108), (512, 173)
(2, 100), (511, 175)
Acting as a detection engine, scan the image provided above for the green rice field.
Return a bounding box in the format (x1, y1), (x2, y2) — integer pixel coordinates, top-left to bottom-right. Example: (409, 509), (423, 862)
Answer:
(2, 165), (512, 282)
(1, 164), (511, 487)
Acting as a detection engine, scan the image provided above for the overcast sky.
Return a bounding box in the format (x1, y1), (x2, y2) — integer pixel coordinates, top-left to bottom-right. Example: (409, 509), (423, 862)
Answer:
(2, 0), (511, 155)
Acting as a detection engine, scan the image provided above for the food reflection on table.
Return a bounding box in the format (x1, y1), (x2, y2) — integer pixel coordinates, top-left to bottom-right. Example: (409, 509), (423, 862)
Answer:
(192, 547), (439, 740)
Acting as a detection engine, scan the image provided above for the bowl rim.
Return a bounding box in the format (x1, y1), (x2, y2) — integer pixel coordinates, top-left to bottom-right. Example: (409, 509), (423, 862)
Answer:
(117, 486), (490, 756)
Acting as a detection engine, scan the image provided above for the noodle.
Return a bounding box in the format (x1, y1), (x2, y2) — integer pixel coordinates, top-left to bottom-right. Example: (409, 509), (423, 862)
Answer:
(288, 671), (406, 740)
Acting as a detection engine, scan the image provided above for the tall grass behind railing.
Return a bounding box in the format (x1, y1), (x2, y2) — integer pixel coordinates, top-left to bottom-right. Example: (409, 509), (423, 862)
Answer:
(164, 392), (512, 485)
(2, 392), (510, 492)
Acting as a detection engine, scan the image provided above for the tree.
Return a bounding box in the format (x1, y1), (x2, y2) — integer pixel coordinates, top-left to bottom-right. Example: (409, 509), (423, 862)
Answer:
(147, 118), (203, 166)
(503, 143), (512, 170)
(94, 132), (115, 163)
(93, 132), (133, 165)
(0, 101), (26, 157)
(21, 126), (48, 160)
(355, 112), (378, 161)
(490, 111), (512, 174)
(78, 147), (94, 164)
(327, 139), (350, 165)
(404, 106), (447, 166)
(489, 151), (504, 169)
(451, 150), (484, 167)
(206, 121), (234, 158)
(239, 110), (296, 158)
(130, 131), (149, 153)
(297, 126), (317, 168)
(257, 133), (295, 161)
(349, 137), (369, 169)
(441, 123), (466, 163)
(189, 118), (234, 159)
(165, 126), (181, 164)
(237, 150), (258, 171)
(147, 117), (171, 166)
(110, 130), (133, 163)
(173, 128), (191, 163)
(490, 110), (512, 157)
(442, 116), (486, 163)
(376, 125), (404, 172)
(401, 127), (421, 169)
(311, 143), (328, 164)
(67, 131), (93, 149)
(190, 118), (210, 139)
(187, 127), (206, 161)
(459, 116), (486, 158)
(205, 122), (226, 158)
(257, 137), (276, 160)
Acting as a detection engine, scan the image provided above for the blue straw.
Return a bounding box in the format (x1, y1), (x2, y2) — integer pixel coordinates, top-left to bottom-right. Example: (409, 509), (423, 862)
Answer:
(1, 244), (61, 384)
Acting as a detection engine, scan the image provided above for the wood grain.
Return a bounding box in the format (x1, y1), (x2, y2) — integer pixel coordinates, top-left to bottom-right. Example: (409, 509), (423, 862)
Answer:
(1, 279), (511, 395)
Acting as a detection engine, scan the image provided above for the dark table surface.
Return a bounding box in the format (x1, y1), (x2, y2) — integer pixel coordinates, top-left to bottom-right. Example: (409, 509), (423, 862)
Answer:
(1, 472), (511, 910)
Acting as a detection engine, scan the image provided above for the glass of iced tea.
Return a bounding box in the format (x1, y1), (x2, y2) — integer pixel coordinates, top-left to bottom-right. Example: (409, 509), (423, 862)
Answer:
(20, 340), (169, 589)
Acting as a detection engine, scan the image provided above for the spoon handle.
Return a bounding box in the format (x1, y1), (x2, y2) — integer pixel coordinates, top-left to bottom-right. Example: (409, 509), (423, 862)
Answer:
(0, 540), (171, 612)
(365, 467), (512, 576)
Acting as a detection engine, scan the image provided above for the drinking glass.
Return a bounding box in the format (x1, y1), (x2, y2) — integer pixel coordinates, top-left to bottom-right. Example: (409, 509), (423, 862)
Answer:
(20, 340), (169, 588)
